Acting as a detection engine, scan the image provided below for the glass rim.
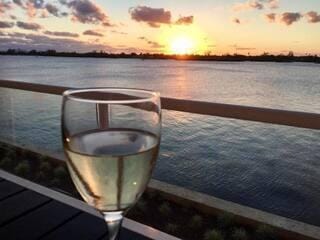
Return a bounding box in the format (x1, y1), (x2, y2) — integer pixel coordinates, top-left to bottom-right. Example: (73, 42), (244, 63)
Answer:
(62, 87), (160, 104)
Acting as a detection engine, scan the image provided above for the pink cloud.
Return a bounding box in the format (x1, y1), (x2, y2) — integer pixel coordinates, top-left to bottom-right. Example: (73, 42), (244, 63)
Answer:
(305, 11), (320, 23)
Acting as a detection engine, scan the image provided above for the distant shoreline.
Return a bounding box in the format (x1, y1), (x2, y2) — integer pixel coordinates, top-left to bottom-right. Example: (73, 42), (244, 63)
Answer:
(1, 49), (319, 63)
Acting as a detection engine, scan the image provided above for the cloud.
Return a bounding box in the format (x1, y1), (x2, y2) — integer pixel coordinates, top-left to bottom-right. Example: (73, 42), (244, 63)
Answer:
(233, 18), (241, 24)
(236, 47), (256, 51)
(230, 44), (256, 51)
(111, 30), (128, 35)
(0, 31), (115, 52)
(305, 11), (320, 23)
(138, 36), (164, 48)
(233, 0), (264, 11)
(233, 0), (278, 11)
(67, 0), (112, 26)
(265, 13), (276, 22)
(12, 0), (24, 7)
(45, 3), (59, 17)
(44, 30), (79, 38)
(0, 21), (14, 28)
(147, 40), (164, 48)
(83, 30), (103, 37)
(26, 1), (37, 18)
(268, 0), (279, 9)
(175, 15), (194, 25)
(13, 0), (67, 18)
(16, 21), (42, 31)
(129, 6), (171, 28)
(0, 1), (12, 14)
(280, 12), (302, 25)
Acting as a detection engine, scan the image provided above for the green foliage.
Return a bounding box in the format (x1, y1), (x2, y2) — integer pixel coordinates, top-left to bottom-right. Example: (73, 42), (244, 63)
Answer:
(189, 214), (203, 229)
(14, 161), (30, 177)
(50, 178), (61, 187)
(158, 202), (171, 217)
(255, 224), (277, 240)
(39, 161), (51, 173)
(0, 156), (12, 168)
(53, 166), (68, 180)
(36, 170), (46, 181)
(217, 212), (235, 229)
(204, 229), (224, 240)
(136, 199), (147, 212)
(40, 155), (50, 161)
(165, 223), (178, 234)
(231, 228), (248, 240)
(146, 189), (158, 200)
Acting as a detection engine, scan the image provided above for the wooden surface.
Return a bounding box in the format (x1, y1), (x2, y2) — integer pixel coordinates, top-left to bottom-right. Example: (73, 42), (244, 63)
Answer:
(0, 179), (151, 240)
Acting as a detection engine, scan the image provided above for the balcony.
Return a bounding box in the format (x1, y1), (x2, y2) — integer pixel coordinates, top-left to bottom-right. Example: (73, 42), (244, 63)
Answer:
(0, 79), (320, 240)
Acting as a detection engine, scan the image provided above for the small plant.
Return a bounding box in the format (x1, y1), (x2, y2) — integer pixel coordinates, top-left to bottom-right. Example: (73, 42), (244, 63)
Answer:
(231, 228), (248, 240)
(217, 212), (235, 229)
(255, 224), (277, 240)
(189, 214), (203, 229)
(36, 170), (46, 181)
(14, 161), (30, 177)
(204, 229), (224, 240)
(40, 155), (50, 161)
(54, 166), (68, 180)
(39, 161), (51, 173)
(146, 189), (158, 200)
(136, 199), (147, 212)
(0, 156), (12, 168)
(158, 202), (171, 217)
(50, 177), (61, 187)
(165, 223), (178, 234)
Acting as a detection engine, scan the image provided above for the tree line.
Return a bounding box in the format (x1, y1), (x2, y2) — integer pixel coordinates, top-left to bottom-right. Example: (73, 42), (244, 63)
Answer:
(1, 49), (319, 63)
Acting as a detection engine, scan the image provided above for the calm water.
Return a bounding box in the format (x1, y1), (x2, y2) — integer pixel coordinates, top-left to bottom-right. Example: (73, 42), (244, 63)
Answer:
(0, 56), (320, 225)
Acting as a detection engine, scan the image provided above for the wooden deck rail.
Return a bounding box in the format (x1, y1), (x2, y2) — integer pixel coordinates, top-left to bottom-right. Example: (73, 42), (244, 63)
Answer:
(0, 79), (319, 130)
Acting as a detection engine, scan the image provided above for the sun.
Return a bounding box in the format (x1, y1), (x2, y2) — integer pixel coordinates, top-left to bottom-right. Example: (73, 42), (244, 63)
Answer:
(160, 26), (209, 55)
(170, 37), (194, 55)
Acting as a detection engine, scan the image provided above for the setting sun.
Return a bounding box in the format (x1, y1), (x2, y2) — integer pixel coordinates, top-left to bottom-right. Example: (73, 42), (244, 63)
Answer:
(160, 26), (209, 55)
(170, 37), (194, 55)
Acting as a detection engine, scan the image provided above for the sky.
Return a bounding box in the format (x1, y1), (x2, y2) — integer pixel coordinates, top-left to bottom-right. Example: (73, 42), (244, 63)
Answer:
(0, 0), (320, 55)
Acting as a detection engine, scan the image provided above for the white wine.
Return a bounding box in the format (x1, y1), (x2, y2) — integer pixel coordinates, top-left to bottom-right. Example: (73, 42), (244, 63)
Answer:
(64, 129), (159, 212)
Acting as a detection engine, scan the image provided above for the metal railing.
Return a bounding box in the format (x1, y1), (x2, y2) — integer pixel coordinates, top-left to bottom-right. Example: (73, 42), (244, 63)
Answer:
(0, 79), (319, 130)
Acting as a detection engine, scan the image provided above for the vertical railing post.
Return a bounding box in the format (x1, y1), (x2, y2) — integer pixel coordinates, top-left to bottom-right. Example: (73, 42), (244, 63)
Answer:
(96, 104), (110, 129)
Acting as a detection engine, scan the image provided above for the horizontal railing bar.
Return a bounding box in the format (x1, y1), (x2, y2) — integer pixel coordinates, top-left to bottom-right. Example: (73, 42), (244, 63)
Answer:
(0, 79), (319, 130)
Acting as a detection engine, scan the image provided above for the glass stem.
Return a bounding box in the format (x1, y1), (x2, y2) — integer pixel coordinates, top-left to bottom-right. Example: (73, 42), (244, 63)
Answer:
(103, 211), (123, 240)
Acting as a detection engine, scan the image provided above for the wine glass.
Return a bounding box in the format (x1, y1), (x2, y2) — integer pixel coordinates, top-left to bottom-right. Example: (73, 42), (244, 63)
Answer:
(61, 88), (161, 240)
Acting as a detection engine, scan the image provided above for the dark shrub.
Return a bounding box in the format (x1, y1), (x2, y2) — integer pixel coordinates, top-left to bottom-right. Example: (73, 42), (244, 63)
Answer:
(217, 212), (235, 229)
(158, 202), (171, 217)
(14, 161), (30, 177)
(231, 228), (248, 240)
(189, 214), (203, 229)
(54, 166), (68, 180)
(165, 223), (178, 234)
(39, 161), (51, 173)
(204, 229), (224, 240)
(255, 224), (277, 240)
(0, 156), (13, 168)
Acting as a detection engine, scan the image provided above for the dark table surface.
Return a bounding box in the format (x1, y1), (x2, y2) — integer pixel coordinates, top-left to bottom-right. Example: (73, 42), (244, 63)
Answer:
(0, 176), (152, 240)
